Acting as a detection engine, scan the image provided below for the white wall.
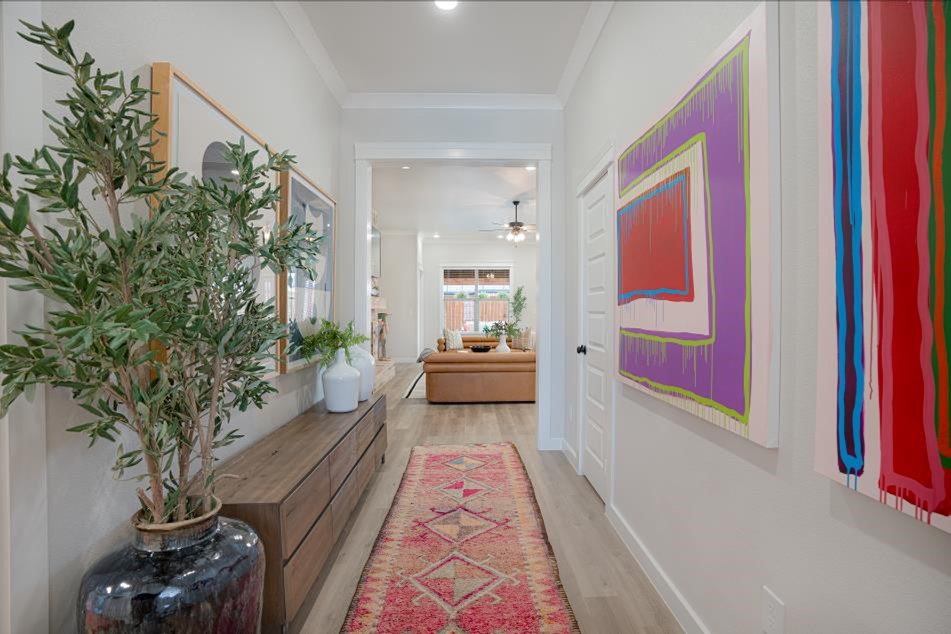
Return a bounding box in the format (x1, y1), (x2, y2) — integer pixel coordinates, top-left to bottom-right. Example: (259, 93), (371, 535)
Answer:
(0, 4), (49, 632)
(564, 2), (951, 633)
(378, 232), (419, 361)
(421, 239), (538, 350)
(33, 3), (341, 629)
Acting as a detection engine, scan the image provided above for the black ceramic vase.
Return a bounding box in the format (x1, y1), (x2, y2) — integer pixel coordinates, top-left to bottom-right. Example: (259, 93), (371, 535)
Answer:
(77, 499), (265, 633)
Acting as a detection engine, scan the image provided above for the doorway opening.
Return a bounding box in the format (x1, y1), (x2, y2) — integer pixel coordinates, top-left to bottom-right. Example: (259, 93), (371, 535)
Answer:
(353, 143), (558, 449)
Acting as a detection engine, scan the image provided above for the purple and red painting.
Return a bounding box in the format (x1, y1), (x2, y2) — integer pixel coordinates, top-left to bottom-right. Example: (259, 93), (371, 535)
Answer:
(816, 0), (951, 532)
(615, 3), (780, 447)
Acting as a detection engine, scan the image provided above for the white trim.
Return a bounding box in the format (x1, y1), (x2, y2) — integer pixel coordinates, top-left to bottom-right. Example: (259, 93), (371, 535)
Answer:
(273, 1), (349, 107)
(354, 142), (558, 452)
(389, 356), (419, 364)
(345, 92), (562, 111)
(537, 437), (564, 451)
(355, 142), (551, 162)
(354, 160), (372, 344)
(576, 145), (615, 198)
(571, 146), (616, 497)
(606, 505), (710, 634)
(377, 228), (419, 237)
(422, 235), (540, 245)
(556, 1), (614, 106)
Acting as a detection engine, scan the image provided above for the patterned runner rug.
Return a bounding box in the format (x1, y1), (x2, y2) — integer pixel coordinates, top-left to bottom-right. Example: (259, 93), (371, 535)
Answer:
(342, 442), (579, 633)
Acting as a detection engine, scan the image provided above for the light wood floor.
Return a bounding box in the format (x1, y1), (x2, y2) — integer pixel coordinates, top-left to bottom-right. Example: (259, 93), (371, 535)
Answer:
(297, 364), (681, 633)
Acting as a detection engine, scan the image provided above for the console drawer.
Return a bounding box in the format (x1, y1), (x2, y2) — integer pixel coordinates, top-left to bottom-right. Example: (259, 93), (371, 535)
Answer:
(282, 508), (333, 622)
(280, 459), (330, 561)
(329, 429), (356, 492)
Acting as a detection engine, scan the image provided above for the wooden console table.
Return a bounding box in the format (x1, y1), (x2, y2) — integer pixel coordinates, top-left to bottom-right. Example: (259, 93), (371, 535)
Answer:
(216, 394), (387, 631)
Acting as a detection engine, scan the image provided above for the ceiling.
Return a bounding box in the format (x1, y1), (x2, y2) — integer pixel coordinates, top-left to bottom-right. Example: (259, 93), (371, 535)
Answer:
(373, 164), (537, 238)
(298, 1), (591, 95)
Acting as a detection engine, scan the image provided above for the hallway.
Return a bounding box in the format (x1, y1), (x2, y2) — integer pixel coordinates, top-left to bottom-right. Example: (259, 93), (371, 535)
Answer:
(300, 365), (681, 633)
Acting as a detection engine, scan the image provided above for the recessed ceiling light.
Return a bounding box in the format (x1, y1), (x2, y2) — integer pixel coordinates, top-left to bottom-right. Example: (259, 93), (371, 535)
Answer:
(525, 165), (536, 171)
(497, 234), (504, 239)
(401, 165), (411, 170)
(433, 233), (440, 239)
(435, 1), (458, 10)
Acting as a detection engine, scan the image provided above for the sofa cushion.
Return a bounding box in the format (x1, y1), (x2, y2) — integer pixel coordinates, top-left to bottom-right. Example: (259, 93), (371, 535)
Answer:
(443, 329), (464, 350)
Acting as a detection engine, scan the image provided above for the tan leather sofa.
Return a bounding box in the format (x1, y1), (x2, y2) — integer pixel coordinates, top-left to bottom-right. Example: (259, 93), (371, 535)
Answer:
(425, 336), (536, 403)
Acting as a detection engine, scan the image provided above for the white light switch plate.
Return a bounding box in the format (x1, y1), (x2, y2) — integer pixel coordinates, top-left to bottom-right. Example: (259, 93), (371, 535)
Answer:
(762, 586), (785, 634)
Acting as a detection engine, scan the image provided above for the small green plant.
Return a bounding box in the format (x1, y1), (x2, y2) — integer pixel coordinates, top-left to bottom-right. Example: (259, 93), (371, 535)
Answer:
(297, 320), (368, 369)
(481, 285), (527, 338)
(497, 292), (509, 300)
(482, 320), (519, 338)
(478, 292), (488, 299)
(454, 291), (466, 299)
(510, 286), (527, 326)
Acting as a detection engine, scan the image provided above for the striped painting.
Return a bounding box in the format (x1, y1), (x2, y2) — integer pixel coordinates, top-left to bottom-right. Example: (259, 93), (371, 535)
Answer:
(816, 0), (951, 532)
(615, 3), (781, 447)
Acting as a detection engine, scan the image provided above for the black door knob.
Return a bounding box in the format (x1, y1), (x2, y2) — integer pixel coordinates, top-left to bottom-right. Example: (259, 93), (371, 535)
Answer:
(576, 344), (587, 355)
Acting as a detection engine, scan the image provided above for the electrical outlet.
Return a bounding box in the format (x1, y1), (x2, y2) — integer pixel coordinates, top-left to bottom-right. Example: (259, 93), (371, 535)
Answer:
(761, 586), (785, 634)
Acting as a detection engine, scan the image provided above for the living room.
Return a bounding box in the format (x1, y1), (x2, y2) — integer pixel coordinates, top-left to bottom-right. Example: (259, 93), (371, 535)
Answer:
(370, 163), (539, 403)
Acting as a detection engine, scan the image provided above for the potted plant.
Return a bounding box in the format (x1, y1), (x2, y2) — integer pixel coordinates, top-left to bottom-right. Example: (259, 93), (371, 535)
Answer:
(297, 320), (368, 412)
(481, 286), (527, 352)
(0, 21), (321, 632)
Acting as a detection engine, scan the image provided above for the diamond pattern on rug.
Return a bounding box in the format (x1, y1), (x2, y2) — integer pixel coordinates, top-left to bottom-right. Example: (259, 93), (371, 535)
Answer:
(422, 507), (503, 544)
(444, 455), (486, 472)
(436, 477), (492, 503)
(414, 553), (500, 609)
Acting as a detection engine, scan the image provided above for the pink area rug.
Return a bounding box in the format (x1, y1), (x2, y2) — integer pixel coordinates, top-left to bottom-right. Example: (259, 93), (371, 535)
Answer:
(342, 442), (579, 633)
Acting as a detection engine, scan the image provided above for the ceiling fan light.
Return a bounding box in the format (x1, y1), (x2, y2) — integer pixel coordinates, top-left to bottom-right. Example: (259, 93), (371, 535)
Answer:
(506, 232), (514, 241)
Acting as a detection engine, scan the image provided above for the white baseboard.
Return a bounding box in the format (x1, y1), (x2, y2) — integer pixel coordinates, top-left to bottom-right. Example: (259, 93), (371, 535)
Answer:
(537, 436), (564, 451)
(606, 504), (710, 634)
(562, 442), (581, 474)
(389, 357), (419, 364)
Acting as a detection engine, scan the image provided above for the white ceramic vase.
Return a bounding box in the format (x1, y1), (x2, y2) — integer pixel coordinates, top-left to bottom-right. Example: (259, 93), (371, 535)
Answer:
(322, 348), (360, 413)
(496, 333), (511, 353)
(348, 345), (375, 402)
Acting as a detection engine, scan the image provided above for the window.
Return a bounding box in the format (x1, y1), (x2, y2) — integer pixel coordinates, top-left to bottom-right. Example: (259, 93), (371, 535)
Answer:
(442, 267), (511, 333)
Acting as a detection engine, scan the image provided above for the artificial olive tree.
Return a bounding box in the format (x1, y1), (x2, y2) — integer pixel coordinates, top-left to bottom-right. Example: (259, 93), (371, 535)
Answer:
(0, 20), (320, 524)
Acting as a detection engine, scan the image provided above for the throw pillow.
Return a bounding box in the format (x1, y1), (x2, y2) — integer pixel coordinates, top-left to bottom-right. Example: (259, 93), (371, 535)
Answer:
(443, 329), (463, 350)
(513, 328), (535, 351)
(417, 348), (436, 362)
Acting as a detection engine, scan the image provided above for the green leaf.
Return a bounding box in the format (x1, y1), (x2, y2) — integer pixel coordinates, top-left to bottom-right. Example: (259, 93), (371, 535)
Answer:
(11, 194), (29, 234)
(35, 62), (70, 77)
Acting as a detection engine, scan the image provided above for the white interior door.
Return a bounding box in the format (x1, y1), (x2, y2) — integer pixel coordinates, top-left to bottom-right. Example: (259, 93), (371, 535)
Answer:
(579, 173), (612, 501)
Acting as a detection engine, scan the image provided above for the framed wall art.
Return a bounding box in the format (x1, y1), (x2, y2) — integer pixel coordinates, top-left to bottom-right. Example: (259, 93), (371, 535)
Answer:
(614, 2), (781, 447)
(816, 0), (951, 532)
(277, 168), (336, 373)
(151, 63), (282, 376)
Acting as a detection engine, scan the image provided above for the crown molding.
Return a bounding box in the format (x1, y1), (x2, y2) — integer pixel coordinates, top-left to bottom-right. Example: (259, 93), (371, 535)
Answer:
(556, 1), (614, 106)
(344, 92), (563, 111)
(274, 1), (348, 106)
(355, 141), (552, 161)
(276, 0), (612, 111)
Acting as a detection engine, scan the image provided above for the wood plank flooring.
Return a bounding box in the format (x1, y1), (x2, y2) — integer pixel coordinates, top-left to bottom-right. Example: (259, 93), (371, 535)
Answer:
(296, 364), (682, 633)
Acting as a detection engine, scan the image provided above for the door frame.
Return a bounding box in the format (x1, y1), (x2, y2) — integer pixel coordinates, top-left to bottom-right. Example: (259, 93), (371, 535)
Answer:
(353, 142), (560, 451)
(571, 146), (617, 502)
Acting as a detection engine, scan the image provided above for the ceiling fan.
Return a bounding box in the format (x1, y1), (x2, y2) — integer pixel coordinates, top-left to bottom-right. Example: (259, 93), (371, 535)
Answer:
(480, 200), (537, 243)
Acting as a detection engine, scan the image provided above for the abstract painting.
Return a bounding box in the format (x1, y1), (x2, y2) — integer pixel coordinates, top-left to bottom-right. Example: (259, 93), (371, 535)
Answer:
(816, 0), (951, 532)
(615, 2), (780, 446)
